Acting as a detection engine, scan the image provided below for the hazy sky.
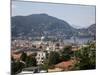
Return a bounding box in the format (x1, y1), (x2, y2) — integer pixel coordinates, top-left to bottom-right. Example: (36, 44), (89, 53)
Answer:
(12, 1), (96, 28)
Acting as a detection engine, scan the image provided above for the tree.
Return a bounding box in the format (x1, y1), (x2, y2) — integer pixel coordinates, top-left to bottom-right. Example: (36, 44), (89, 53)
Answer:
(48, 51), (60, 66)
(11, 61), (25, 75)
(20, 52), (27, 62)
(11, 55), (14, 62)
(60, 54), (70, 61)
(26, 54), (37, 67)
(74, 43), (96, 70)
(60, 45), (73, 61)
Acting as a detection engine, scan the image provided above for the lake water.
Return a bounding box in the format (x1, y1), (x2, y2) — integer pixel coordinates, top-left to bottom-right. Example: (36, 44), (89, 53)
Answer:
(64, 37), (94, 45)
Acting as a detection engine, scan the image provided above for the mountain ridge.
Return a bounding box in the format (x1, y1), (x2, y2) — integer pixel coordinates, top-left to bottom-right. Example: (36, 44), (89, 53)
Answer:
(11, 13), (96, 39)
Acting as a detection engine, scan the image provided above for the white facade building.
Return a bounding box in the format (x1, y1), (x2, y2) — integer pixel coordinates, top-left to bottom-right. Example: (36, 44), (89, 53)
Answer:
(35, 51), (46, 65)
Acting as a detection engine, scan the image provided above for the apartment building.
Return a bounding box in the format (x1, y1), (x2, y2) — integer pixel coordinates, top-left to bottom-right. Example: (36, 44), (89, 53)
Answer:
(35, 51), (46, 65)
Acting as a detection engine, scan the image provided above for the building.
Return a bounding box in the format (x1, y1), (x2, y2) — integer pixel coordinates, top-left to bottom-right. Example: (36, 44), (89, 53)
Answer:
(35, 51), (46, 65)
(11, 50), (22, 61)
(54, 60), (75, 71)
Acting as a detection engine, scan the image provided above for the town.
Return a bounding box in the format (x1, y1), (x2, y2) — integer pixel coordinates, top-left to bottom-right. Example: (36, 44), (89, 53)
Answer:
(11, 36), (96, 75)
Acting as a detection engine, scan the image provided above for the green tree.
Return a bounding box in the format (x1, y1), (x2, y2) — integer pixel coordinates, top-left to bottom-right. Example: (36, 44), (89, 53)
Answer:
(48, 51), (60, 66)
(20, 52), (27, 62)
(60, 45), (73, 61)
(74, 43), (96, 70)
(26, 54), (37, 67)
(11, 61), (25, 75)
(11, 55), (14, 62)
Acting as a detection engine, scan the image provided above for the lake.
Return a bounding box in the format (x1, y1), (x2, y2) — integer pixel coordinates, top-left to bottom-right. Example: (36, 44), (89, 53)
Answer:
(64, 37), (94, 45)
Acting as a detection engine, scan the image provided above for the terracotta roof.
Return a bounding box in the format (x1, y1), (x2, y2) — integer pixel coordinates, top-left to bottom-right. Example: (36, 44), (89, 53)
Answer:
(55, 60), (75, 70)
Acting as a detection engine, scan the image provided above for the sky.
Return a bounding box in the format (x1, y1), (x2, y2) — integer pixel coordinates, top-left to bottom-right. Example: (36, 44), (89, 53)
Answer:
(12, 1), (96, 28)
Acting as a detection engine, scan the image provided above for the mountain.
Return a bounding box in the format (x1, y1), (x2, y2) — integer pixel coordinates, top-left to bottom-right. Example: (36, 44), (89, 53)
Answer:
(11, 13), (95, 39)
(11, 14), (75, 39)
(87, 24), (96, 35)
(77, 24), (96, 38)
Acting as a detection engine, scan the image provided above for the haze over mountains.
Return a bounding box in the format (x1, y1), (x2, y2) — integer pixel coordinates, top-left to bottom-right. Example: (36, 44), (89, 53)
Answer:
(11, 14), (96, 39)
